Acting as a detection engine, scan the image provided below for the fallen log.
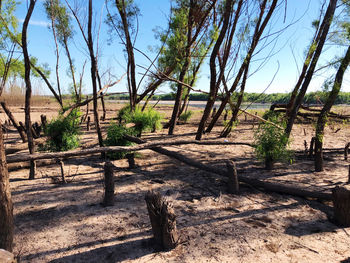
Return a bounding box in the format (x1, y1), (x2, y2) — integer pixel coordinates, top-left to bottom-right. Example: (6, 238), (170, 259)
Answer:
(6, 139), (253, 164)
(5, 138), (46, 155)
(125, 135), (333, 201)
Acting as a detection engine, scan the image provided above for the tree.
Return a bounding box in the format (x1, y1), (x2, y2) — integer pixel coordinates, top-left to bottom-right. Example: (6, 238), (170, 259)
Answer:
(284, 0), (337, 138)
(167, 0), (216, 135)
(21, 0), (37, 179)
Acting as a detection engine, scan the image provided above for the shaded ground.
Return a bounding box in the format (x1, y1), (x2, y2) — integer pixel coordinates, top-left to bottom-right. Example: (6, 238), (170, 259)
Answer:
(1, 102), (350, 262)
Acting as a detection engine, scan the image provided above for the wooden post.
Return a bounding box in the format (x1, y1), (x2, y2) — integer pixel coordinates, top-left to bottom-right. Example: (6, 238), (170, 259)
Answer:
(0, 249), (15, 263)
(332, 185), (350, 227)
(345, 142), (350, 160)
(56, 159), (66, 184)
(223, 109), (228, 121)
(145, 191), (178, 250)
(0, 102), (27, 142)
(226, 160), (239, 194)
(304, 140), (308, 153)
(40, 114), (47, 132)
(0, 122), (14, 252)
(103, 161), (115, 206)
(211, 107), (217, 118)
(309, 137), (315, 157)
(87, 116), (90, 131)
(348, 165), (350, 184)
(126, 153), (135, 169)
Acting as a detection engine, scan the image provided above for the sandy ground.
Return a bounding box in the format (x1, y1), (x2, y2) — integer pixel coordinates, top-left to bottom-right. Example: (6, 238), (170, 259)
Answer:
(1, 102), (350, 263)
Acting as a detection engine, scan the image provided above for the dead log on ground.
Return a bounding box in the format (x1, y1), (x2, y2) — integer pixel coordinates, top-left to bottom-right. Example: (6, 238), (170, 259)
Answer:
(5, 138), (46, 155)
(125, 135), (333, 201)
(6, 139), (253, 164)
(332, 185), (350, 227)
(103, 162), (115, 206)
(145, 191), (178, 250)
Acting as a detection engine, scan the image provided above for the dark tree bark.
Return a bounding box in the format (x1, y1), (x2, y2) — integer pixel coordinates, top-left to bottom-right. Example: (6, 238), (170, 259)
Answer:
(103, 161), (115, 206)
(314, 45), (350, 172)
(88, 0), (103, 149)
(285, 0), (337, 138)
(0, 102), (27, 142)
(332, 185), (350, 227)
(145, 191), (178, 250)
(345, 142), (350, 161)
(22, 0), (37, 180)
(0, 122), (14, 252)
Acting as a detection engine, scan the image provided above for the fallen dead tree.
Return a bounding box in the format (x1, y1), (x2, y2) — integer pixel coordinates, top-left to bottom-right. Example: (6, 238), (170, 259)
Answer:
(6, 139), (252, 163)
(124, 135), (333, 201)
(5, 138), (46, 155)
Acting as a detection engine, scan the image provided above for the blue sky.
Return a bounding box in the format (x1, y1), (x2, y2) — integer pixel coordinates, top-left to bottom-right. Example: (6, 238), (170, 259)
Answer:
(15, 0), (350, 96)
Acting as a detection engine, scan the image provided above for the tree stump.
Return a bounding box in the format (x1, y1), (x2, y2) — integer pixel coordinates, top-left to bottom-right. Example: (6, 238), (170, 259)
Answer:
(87, 116), (90, 131)
(0, 249), (15, 263)
(56, 159), (66, 184)
(309, 137), (315, 157)
(145, 191), (178, 250)
(332, 185), (350, 227)
(226, 160), (239, 194)
(103, 162), (115, 206)
(126, 153), (135, 169)
(345, 142), (350, 161)
(0, 122), (14, 252)
(40, 114), (47, 131)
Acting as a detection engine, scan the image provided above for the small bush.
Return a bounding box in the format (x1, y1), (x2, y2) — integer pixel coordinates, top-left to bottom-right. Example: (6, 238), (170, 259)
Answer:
(117, 105), (163, 136)
(104, 123), (135, 160)
(179, 110), (193, 123)
(44, 109), (81, 152)
(254, 115), (292, 169)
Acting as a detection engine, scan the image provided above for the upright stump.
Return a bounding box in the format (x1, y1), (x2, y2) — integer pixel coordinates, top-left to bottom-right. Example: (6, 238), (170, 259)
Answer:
(145, 191), (178, 250)
(103, 161), (115, 206)
(226, 160), (239, 194)
(332, 185), (350, 227)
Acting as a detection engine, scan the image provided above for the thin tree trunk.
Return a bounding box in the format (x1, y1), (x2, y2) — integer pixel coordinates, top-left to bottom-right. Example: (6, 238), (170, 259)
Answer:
(0, 121), (13, 252)
(285, 0), (337, 138)
(22, 0), (36, 180)
(314, 45), (350, 172)
(88, 0), (103, 149)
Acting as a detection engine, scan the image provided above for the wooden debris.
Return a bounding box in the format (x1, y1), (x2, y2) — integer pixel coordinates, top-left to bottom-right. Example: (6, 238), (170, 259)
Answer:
(103, 161), (115, 206)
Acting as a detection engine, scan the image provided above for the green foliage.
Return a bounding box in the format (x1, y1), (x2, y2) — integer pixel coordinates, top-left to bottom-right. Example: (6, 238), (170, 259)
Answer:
(179, 110), (193, 123)
(118, 105), (163, 136)
(254, 116), (293, 168)
(44, 109), (81, 152)
(104, 123), (135, 160)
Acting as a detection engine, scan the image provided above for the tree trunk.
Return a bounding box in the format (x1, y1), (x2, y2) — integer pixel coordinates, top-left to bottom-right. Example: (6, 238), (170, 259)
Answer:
(0, 102), (27, 142)
(103, 161), (115, 206)
(196, 0), (234, 140)
(314, 45), (350, 172)
(145, 191), (178, 250)
(285, 0), (337, 138)
(21, 0), (36, 180)
(0, 122), (14, 252)
(88, 0), (103, 149)
(332, 185), (350, 227)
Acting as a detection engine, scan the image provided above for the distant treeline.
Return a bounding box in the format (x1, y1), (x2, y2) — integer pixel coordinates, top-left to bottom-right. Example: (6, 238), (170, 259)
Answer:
(106, 91), (350, 105)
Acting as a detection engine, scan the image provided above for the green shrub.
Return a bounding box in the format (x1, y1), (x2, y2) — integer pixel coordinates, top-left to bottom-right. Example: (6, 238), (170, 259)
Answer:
(117, 105), (163, 136)
(179, 110), (193, 123)
(104, 123), (135, 160)
(44, 109), (81, 152)
(254, 115), (292, 169)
